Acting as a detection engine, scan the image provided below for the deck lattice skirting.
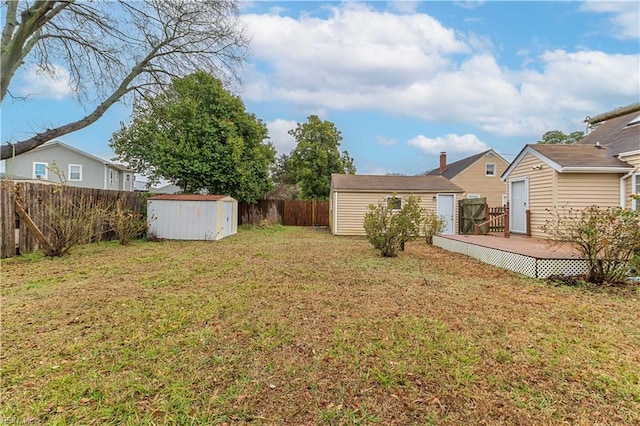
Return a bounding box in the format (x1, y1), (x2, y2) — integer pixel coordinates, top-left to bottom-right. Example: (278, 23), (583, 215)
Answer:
(433, 236), (589, 279)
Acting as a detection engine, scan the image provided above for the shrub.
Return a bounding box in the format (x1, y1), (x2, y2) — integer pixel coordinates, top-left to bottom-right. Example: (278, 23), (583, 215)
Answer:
(43, 191), (107, 257)
(363, 195), (424, 257)
(107, 199), (148, 245)
(541, 205), (640, 285)
(422, 211), (446, 245)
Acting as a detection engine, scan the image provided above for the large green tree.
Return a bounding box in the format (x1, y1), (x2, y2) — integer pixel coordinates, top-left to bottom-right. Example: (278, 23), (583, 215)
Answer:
(287, 115), (355, 200)
(110, 71), (275, 202)
(537, 130), (584, 145)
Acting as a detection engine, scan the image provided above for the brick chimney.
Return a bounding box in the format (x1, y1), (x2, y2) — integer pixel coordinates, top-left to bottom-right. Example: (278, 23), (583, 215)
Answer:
(439, 152), (447, 172)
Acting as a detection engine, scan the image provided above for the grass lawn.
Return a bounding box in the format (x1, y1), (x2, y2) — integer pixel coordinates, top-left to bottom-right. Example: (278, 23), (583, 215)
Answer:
(1, 226), (638, 424)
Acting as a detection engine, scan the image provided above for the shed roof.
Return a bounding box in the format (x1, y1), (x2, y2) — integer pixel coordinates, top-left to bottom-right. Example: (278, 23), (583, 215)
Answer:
(149, 194), (234, 201)
(331, 174), (463, 192)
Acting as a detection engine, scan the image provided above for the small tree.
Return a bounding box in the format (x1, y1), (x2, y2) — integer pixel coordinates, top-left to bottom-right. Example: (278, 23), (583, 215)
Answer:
(422, 211), (446, 245)
(542, 205), (640, 284)
(363, 195), (424, 257)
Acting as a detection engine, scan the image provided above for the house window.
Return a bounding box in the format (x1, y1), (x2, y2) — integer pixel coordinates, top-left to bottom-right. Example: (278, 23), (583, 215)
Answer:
(125, 173), (131, 182)
(466, 194), (481, 199)
(109, 170), (114, 184)
(33, 162), (48, 180)
(485, 163), (496, 177)
(386, 196), (402, 211)
(115, 172), (119, 182)
(68, 164), (82, 181)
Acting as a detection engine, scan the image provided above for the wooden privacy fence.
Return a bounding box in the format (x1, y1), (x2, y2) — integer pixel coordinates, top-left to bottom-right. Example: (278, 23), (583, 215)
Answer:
(0, 181), (147, 258)
(239, 199), (329, 227)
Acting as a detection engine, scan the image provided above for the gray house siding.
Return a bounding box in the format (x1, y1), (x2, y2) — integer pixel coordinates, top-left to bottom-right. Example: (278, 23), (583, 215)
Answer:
(3, 142), (134, 191)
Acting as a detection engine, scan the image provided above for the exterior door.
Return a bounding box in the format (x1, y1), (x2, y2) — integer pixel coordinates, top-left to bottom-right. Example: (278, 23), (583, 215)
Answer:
(509, 178), (527, 234)
(223, 202), (233, 237)
(437, 194), (455, 235)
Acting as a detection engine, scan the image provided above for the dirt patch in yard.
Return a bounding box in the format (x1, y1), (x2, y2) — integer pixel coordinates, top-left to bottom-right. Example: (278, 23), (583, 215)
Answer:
(1, 227), (638, 424)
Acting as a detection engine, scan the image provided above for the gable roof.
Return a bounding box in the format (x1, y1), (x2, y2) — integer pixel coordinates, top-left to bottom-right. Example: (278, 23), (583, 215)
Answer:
(501, 144), (634, 180)
(29, 141), (134, 171)
(425, 149), (507, 179)
(331, 174), (463, 192)
(577, 103), (640, 156)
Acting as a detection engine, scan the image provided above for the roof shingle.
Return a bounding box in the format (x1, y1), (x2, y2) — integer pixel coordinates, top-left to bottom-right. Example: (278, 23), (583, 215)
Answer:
(331, 174), (463, 192)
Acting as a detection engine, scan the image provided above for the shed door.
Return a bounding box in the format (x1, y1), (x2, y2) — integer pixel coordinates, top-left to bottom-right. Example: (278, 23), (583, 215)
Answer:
(437, 194), (455, 235)
(509, 178), (528, 234)
(223, 201), (233, 237)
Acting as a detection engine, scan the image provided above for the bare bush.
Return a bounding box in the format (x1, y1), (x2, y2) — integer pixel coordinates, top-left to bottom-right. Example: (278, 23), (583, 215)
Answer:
(107, 199), (148, 245)
(43, 192), (107, 257)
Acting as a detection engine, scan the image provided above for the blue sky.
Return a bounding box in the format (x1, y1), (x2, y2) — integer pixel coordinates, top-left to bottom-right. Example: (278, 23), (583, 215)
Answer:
(2, 1), (639, 176)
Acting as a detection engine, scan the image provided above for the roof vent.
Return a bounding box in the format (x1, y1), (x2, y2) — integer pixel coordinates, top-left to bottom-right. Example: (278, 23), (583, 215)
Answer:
(626, 113), (640, 127)
(595, 141), (603, 149)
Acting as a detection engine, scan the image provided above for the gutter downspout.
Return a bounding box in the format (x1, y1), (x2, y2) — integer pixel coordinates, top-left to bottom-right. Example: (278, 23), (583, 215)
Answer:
(620, 171), (633, 207)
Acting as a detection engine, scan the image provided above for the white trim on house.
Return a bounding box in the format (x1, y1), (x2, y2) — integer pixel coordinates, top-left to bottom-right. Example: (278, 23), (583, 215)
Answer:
(68, 164), (82, 181)
(561, 166), (635, 173)
(485, 163), (496, 177)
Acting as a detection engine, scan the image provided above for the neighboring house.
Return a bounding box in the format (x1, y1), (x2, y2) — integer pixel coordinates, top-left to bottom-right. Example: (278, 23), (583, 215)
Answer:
(151, 183), (183, 195)
(2, 141), (135, 191)
(501, 103), (639, 238)
(330, 174), (463, 236)
(425, 150), (509, 207)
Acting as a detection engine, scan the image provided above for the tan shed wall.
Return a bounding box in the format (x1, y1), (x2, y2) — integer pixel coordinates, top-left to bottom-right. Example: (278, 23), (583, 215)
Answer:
(332, 191), (441, 236)
(507, 153), (555, 238)
(451, 155), (508, 206)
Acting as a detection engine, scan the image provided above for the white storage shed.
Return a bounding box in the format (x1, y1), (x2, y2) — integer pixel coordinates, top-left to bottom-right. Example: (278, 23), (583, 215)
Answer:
(147, 194), (238, 240)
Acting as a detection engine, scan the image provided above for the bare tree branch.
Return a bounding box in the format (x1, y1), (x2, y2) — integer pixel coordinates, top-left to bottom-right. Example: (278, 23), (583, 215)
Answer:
(1, 0), (248, 160)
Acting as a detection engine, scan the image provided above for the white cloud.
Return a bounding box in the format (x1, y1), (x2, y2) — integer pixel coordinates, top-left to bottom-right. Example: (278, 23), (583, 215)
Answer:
(408, 133), (489, 158)
(387, 1), (420, 14)
(580, 1), (640, 39)
(16, 64), (74, 100)
(265, 119), (297, 154)
(376, 135), (398, 146)
(454, 1), (486, 10)
(242, 3), (639, 139)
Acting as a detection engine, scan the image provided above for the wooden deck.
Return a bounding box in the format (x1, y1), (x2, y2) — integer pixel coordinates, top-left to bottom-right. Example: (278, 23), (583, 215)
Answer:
(433, 234), (588, 279)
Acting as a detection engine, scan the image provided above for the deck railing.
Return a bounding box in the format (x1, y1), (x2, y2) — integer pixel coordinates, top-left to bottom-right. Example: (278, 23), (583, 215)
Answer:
(474, 206), (510, 238)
